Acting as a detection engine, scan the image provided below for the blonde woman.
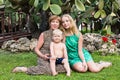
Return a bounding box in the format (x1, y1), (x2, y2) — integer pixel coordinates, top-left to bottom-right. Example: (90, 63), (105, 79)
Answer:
(61, 14), (112, 73)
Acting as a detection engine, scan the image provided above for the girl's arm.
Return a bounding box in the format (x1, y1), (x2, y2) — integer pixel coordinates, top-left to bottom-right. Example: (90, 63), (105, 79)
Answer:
(78, 33), (85, 62)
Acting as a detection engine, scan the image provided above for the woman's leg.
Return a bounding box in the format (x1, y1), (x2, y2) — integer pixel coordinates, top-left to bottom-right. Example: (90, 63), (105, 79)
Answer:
(72, 62), (88, 73)
(12, 67), (27, 73)
(87, 60), (112, 73)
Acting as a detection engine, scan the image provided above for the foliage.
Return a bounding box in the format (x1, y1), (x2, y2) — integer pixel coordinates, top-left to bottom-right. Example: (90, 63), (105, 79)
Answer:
(0, 0), (120, 35)
(0, 50), (119, 80)
(0, 0), (4, 5)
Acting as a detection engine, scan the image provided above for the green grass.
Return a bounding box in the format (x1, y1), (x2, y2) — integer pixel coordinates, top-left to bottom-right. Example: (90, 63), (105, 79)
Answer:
(0, 49), (120, 80)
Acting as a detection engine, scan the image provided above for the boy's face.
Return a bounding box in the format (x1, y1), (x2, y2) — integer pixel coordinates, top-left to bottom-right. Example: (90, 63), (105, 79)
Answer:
(52, 34), (63, 43)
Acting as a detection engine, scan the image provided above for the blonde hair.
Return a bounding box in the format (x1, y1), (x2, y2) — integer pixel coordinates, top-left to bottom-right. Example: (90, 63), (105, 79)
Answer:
(53, 29), (63, 36)
(61, 14), (80, 36)
(52, 29), (64, 42)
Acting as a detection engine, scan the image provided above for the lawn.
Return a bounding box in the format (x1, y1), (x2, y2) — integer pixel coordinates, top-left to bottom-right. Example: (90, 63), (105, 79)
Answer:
(0, 49), (120, 80)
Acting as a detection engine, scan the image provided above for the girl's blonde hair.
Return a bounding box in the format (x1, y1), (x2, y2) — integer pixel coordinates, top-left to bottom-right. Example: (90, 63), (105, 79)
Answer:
(61, 14), (80, 36)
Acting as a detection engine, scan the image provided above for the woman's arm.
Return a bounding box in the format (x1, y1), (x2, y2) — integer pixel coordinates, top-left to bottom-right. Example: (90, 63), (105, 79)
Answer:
(34, 33), (47, 59)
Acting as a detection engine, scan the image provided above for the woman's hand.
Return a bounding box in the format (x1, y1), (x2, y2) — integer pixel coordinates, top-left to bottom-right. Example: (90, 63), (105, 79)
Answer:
(42, 54), (50, 60)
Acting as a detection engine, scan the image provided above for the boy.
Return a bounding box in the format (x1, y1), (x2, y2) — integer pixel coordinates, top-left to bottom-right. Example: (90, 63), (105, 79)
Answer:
(50, 29), (70, 76)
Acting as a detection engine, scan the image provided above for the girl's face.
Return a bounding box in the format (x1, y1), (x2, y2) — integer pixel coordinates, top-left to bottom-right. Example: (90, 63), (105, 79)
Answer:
(62, 16), (71, 29)
(50, 19), (60, 30)
(52, 34), (62, 43)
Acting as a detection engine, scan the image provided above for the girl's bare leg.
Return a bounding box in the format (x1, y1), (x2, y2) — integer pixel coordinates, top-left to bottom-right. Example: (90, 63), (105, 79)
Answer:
(87, 60), (112, 73)
(72, 62), (88, 73)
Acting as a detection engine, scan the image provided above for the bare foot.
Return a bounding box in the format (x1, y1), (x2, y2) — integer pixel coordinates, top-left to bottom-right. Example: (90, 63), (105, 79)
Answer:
(99, 61), (112, 68)
(52, 72), (58, 76)
(66, 73), (70, 77)
(12, 67), (27, 73)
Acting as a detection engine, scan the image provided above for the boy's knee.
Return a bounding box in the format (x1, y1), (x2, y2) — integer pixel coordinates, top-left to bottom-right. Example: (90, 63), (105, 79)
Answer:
(63, 59), (68, 63)
(50, 58), (55, 62)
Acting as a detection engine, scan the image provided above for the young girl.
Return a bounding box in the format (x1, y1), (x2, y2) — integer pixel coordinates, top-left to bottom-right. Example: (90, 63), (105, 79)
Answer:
(50, 29), (70, 76)
(61, 14), (112, 73)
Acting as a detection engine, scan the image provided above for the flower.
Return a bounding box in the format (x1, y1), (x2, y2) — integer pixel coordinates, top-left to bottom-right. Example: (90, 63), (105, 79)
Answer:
(100, 36), (118, 55)
(112, 39), (117, 45)
(102, 36), (117, 45)
(102, 36), (108, 42)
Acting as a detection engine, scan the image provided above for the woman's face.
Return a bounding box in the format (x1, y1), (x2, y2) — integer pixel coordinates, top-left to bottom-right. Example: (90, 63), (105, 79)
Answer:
(50, 19), (60, 30)
(62, 16), (71, 29)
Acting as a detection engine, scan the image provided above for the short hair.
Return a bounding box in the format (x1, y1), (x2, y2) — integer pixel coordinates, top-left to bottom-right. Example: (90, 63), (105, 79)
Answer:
(53, 29), (63, 36)
(49, 15), (61, 24)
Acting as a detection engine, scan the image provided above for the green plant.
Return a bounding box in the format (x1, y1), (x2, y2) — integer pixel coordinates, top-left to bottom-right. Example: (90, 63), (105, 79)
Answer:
(2, 0), (120, 35)
(98, 36), (118, 56)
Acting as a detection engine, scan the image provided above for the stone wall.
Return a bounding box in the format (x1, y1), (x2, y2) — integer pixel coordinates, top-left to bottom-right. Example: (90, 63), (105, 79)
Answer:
(1, 33), (120, 55)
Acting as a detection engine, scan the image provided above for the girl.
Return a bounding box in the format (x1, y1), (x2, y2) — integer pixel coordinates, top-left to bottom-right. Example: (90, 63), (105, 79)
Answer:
(61, 14), (112, 73)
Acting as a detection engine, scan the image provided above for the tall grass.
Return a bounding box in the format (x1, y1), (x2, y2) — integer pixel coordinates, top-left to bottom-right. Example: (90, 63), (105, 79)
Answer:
(0, 49), (119, 80)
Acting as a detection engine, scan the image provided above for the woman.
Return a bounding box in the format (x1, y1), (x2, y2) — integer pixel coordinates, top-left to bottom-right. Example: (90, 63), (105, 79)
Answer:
(12, 15), (66, 75)
(61, 14), (112, 73)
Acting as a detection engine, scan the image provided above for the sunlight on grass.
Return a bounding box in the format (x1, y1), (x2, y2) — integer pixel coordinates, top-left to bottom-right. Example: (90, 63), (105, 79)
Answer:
(0, 49), (120, 80)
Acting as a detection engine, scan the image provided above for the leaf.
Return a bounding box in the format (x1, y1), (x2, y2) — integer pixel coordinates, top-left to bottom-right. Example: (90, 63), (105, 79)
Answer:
(113, 1), (120, 11)
(29, 0), (35, 6)
(75, 0), (85, 11)
(98, 0), (104, 10)
(86, 0), (91, 4)
(106, 25), (111, 34)
(51, 0), (63, 6)
(34, 0), (39, 7)
(0, 0), (4, 5)
(118, 0), (120, 6)
(43, 0), (50, 10)
(101, 10), (106, 18)
(110, 12), (116, 17)
(111, 18), (118, 25)
(50, 4), (61, 15)
(94, 10), (101, 18)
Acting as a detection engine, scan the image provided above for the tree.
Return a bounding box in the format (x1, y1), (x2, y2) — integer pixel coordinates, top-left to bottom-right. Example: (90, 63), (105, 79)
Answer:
(1, 0), (120, 37)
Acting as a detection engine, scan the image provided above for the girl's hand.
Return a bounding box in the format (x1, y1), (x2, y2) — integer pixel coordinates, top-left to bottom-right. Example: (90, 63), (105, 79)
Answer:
(82, 61), (87, 70)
